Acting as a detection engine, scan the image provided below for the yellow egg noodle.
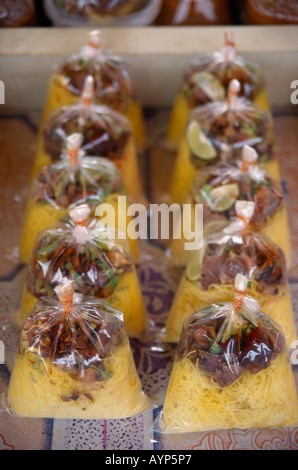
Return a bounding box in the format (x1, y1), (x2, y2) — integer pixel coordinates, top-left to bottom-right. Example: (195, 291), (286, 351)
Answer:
(6, 29), (298, 434)
(166, 30), (271, 148)
(32, 131), (144, 205)
(19, 201), (65, 265)
(167, 87), (271, 149)
(43, 75), (146, 153)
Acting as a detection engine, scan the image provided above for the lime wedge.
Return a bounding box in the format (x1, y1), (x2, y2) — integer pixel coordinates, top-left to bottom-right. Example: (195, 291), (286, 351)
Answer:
(187, 121), (217, 160)
(207, 183), (240, 212)
(191, 71), (225, 102)
(186, 249), (202, 282)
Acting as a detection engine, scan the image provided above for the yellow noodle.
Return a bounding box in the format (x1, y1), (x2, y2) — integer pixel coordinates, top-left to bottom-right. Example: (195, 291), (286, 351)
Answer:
(31, 136), (144, 207)
(111, 271), (148, 338)
(124, 99), (147, 151)
(161, 353), (298, 433)
(8, 340), (150, 419)
(103, 193), (140, 263)
(164, 278), (296, 346)
(254, 87), (271, 112)
(262, 159), (281, 182)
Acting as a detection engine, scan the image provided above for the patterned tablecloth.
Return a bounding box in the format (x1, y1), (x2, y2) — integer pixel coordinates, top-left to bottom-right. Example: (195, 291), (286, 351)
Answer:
(0, 110), (297, 451)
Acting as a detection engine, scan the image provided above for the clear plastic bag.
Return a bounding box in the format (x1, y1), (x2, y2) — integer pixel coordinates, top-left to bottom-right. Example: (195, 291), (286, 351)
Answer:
(33, 76), (145, 203)
(19, 133), (141, 265)
(8, 280), (150, 419)
(169, 145), (291, 266)
(19, 203), (147, 338)
(165, 200), (296, 345)
(54, 0), (142, 17)
(159, 274), (298, 433)
(167, 31), (270, 147)
(169, 79), (279, 205)
(42, 30), (146, 150)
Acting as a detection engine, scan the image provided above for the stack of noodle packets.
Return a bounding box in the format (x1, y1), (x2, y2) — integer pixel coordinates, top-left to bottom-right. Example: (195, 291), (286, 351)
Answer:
(167, 31), (270, 148)
(18, 203), (147, 339)
(19, 133), (140, 265)
(32, 76), (145, 204)
(8, 280), (150, 419)
(160, 274), (298, 433)
(41, 30), (146, 151)
(164, 201), (296, 346)
(169, 79), (279, 205)
(169, 145), (291, 267)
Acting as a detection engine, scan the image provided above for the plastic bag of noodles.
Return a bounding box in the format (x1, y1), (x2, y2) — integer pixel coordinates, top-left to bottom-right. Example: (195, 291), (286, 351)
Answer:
(169, 145), (291, 267)
(164, 201), (296, 346)
(7, 279), (150, 419)
(18, 203), (147, 338)
(19, 133), (139, 264)
(159, 274), (298, 433)
(42, 30), (146, 151)
(32, 76), (145, 204)
(167, 30), (270, 147)
(169, 79), (279, 205)
(56, 0), (142, 17)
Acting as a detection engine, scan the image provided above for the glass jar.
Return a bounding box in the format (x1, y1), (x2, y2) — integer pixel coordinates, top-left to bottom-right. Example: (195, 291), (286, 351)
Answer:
(156, 0), (232, 26)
